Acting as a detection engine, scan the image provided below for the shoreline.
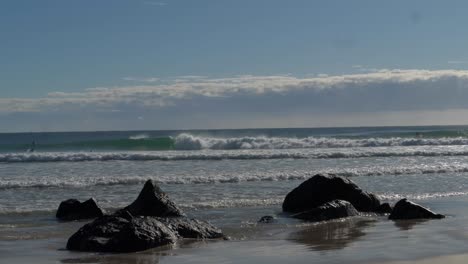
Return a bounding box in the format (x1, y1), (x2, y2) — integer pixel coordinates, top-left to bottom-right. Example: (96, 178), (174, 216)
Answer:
(374, 253), (468, 264)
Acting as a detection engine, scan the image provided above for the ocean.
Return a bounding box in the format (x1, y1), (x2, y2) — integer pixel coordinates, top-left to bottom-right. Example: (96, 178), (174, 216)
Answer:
(2, 126), (468, 263)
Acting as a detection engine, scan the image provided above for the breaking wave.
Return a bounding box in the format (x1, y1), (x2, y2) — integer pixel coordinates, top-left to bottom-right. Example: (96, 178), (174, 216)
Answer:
(3, 145), (468, 163)
(173, 134), (468, 150)
(4, 163), (468, 189)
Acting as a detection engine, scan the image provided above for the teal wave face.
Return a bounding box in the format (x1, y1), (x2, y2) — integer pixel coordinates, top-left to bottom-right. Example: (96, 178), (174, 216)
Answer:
(68, 137), (176, 151)
(0, 137), (176, 152)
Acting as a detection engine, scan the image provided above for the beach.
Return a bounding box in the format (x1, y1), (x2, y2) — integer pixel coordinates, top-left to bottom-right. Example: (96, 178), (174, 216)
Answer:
(2, 126), (468, 263)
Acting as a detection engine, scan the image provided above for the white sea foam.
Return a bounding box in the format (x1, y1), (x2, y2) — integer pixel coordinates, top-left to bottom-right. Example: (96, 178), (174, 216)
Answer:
(378, 191), (468, 201)
(3, 146), (468, 163)
(3, 163), (468, 190)
(129, 134), (149, 140)
(173, 133), (468, 150)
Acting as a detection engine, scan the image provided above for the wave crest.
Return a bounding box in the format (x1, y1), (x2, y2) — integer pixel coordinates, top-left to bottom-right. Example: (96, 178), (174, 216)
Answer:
(173, 133), (468, 150)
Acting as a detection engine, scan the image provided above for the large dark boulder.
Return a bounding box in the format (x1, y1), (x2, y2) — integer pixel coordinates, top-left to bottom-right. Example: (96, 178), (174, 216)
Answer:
(66, 213), (177, 252)
(56, 198), (104, 221)
(388, 199), (445, 220)
(283, 174), (381, 213)
(292, 200), (359, 221)
(66, 212), (223, 253)
(124, 179), (184, 217)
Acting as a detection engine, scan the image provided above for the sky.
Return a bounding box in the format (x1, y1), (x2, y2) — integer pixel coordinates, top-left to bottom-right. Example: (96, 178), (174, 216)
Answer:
(2, 0), (468, 132)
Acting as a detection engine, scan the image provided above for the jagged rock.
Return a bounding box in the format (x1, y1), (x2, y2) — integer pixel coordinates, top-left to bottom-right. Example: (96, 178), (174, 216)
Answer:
(66, 181), (224, 253)
(258, 215), (276, 224)
(124, 179), (184, 217)
(389, 199), (445, 220)
(66, 214), (177, 252)
(56, 198), (104, 221)
(283, 174), (381, 213)
(291, 200), (359, 221)
(159, 217), (224, 239)
(375, 203), (393, 214)
(66, 213), (224, 253)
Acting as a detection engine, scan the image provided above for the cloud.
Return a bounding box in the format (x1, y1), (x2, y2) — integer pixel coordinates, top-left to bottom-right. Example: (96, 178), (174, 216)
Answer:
(122, 76), (160, 83)
(143, 1), (167, 6)
(2, 69), (468, 115)
(448, 60), (468, 64)
(4, 69), (468, 131)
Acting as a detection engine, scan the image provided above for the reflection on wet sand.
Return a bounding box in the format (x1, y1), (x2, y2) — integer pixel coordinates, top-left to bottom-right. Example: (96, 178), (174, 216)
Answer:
(393, 219), (429, 231)
(60, 250), (167, 264)
(58, 240), (215, 264)
(59, 244), (174, 264)
(60, 254), (162, 264)
(288, 217), (376, 251)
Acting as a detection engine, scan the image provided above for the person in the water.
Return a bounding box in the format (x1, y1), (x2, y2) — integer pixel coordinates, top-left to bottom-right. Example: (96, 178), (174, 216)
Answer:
(27, 139), (36, 152)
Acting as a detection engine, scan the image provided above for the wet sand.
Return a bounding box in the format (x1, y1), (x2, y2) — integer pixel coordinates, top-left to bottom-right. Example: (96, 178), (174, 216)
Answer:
(2, 217), (468, 264)
(2, 197), (468, 264)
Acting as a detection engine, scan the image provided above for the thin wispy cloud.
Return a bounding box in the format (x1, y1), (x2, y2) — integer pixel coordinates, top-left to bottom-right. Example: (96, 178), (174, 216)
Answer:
(122, 76), (160, 83)
(143, 1), (167, 6)
(448, 60), (468, 64)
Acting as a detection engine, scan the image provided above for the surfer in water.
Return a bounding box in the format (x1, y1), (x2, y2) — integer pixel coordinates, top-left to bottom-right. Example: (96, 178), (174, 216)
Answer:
(26, 139), (36, 152)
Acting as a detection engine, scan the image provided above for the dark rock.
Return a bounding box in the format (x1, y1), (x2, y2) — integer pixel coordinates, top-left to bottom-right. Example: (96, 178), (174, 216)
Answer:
(291, 200), (359, 221)
(374, 203), (393, 214)
(389, 199), (445, 220)
(124, 179), (184, 217)
(67, 215), (177, 252)
(66, 181), (224, 253)
(159, 217), (225, 239)
(56, 198), (104, 221)
(66, 214), (224, 253)
(258, 215), (276, 224)
(282, 174), (381, 213)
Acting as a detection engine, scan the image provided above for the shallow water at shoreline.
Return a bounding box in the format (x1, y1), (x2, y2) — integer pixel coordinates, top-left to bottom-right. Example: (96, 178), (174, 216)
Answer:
(2, 197), (468, 264)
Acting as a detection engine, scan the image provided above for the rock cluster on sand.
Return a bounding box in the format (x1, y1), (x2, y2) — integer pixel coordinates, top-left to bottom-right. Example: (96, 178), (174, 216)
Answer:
(56, 198), (104, 221)
(66, 180), (224, 253)
(282, 174), (444, 222)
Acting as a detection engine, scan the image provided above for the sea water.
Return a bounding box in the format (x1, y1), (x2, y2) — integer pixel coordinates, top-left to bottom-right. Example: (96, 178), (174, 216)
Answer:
(2, 126), (468, 263)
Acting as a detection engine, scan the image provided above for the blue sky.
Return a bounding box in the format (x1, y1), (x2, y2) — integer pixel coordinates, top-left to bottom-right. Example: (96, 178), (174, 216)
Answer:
(2, 0), (468, 132)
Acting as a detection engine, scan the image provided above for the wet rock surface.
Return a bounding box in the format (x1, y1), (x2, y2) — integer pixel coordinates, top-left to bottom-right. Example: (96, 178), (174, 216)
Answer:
(66, 214), (177, 253)
(389, 199), (445, 220)
(283, 174), (381, 213)
(66, 180), (223, 253)
(291, 200), (359, 222)
(258, 215), (276, 224)
(124, 180), (184, 217)
(56, 198), (104, 221)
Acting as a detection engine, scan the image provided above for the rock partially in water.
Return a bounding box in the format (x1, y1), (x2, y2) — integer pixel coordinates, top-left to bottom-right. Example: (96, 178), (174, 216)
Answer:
(66, 213), (224, 253)
(389, 199), (445, 220)
(283, 174), (381, 213)
(66, 214), (177, 253)
(67, 181), (224, 253)
(124, 179), (184, 217)
(56, 198), (104, 221)
(258, 215), (276, 224)
(291, 200), (359, 221)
